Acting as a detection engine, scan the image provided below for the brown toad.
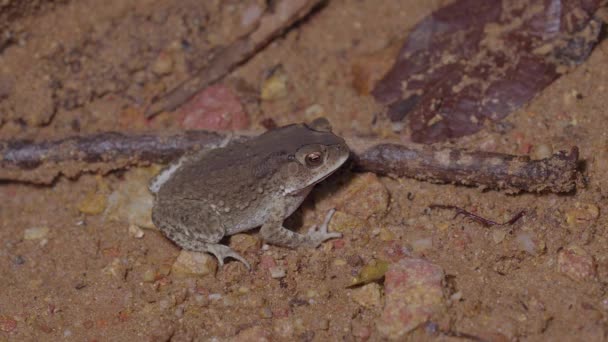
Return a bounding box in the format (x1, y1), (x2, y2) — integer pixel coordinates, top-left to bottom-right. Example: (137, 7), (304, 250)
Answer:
(149, 118), (349, 268)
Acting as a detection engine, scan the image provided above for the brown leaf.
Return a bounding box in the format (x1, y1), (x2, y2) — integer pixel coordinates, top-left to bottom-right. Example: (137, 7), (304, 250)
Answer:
(372, 0), (602, 143)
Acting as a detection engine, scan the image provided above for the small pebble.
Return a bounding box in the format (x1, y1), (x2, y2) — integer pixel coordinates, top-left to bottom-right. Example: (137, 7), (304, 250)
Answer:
(304, 104), (325, 119)
(532, 143), (552, 160)
(0, 315), (17, 332)
(411, 237), (433, 253)
(260, 307), (273, 319)
(317, 319), (330, 330)
(230, 325), (270, 342)
(450, 291), (463, 301)
(174, 305), (184, 318)
(269, 266), (286, 279)
(151, 52), (174, 76)
(128, 224), (145, 239)
(565, 202), (600, 226)
(240, 4), (263, 28)
(492, 229), (507, 244)
(515, 231), (545, 255)
(208, 293), (222, 301)
(352, 321), (372, 341)
(24, 226), (49, 240)
(142, 268), (156, 283)
(12, 255), (25, 265)
(377, 258), (445, 340)
(260, 66), (288, 100)
(557, 245), (596, 281)
(230, 234), (261, 253)
(328, 211), (367, 233)
(273, 318), (294, 339)
(172, 251), (218, 278)
(179, 84), (249, 131)
(77, 191), (107, 215)
(351, 283), (382, 309)
(379, 228), (395, 241)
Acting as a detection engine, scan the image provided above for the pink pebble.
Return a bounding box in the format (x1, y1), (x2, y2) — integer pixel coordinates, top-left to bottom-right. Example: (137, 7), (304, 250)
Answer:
(179, 84), (249, 131)
(259, 255), (277, 269)
(377, 258), (445, 340)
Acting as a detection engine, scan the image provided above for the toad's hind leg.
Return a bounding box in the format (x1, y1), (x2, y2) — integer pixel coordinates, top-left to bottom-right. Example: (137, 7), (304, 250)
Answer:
(175, 236), (251, 270)
(154, 208), (250, 269)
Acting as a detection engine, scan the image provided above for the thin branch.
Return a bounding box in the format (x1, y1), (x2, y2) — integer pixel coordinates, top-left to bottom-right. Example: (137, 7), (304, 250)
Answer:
(429, 204), (525, 227)
(145, 0), (325, 118)
(0, 130), (580, 194)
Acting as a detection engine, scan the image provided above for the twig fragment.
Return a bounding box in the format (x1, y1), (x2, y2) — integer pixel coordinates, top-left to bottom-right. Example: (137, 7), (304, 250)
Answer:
(429, 204), (525, 227)
(145, 0), (325, 118)
(0, 131), (580, 194)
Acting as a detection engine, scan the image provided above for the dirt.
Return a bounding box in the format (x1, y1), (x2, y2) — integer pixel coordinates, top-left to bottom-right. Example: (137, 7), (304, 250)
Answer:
(1, 0), (608, 341)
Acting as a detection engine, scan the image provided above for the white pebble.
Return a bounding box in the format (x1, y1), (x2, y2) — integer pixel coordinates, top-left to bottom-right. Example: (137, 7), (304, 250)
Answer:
(208, 293), (222, 301)
(269, 266), (286, 279)
(128, 224), (145, 239)
(24, 226), (49, 240)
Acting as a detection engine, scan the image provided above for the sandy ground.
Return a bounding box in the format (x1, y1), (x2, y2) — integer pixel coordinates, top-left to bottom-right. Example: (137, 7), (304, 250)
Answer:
(1, 0), (608, 341)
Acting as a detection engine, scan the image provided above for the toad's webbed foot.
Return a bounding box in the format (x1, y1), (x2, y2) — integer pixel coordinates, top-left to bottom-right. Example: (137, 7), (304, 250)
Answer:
(305, 208), (342, 247)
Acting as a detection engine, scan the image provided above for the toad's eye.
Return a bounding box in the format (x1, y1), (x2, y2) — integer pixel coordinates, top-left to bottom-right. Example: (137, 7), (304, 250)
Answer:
(305, 152), (323, 166)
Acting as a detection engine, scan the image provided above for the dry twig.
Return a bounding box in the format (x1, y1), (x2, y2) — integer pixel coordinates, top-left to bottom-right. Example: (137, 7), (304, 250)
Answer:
(145, 0), (325, 118)
(428, 204), (525, 227)
(0, 130), (580, 194)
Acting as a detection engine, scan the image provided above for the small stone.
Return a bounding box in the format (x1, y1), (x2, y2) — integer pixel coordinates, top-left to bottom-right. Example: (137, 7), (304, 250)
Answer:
(230, 325), (270, 342)
(557, 245), (596, 281)
(103, 258), (127, 281)
(515, 231), (545, 255)
(328, 211), (367, 233)
(351, 283), (382, 309)
(128, 224), (145, 239)
(492, 229), (507, 244)
(142, 268), (156, 283)
(259, 255), (277, 269)
(531, 144), (552, 160)
(151, 52), (174, 76)
(260, 307), (273, 319)
(260, 66), (288, 101)
(230, 234), (261, 253)
(316, 318), (330, 330)
(333, 259), (347, 267)
(105, 168), (157, 229)
(179, 84), (249, 131)
(304, 104), (325, 119)
(377, 258), (445, 340)
(269, 266), (286, 279)
(379, 227), (395, 241)
(450, 291), (463, 301)
(24, 226), (49, 240)
(411, 237), (433, 253)
(0, 315), (17, 333)
(208, 293), (222, 301)
(240, 4), (264, 29)
(565, 203), (600, 227)
(172, 251), (217, 278)
(77, 191), (107, 215)
(352, 321), (372, 341)
(273, 318), (294, 339)
(351, 259), (390, 286)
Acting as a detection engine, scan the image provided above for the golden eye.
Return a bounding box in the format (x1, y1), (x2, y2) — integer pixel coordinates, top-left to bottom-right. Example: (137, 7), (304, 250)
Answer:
(305, 152), (323, 166)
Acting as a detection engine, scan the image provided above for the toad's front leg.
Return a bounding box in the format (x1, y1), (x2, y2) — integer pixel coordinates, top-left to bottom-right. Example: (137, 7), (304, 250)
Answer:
(260, 207), (341, 248)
